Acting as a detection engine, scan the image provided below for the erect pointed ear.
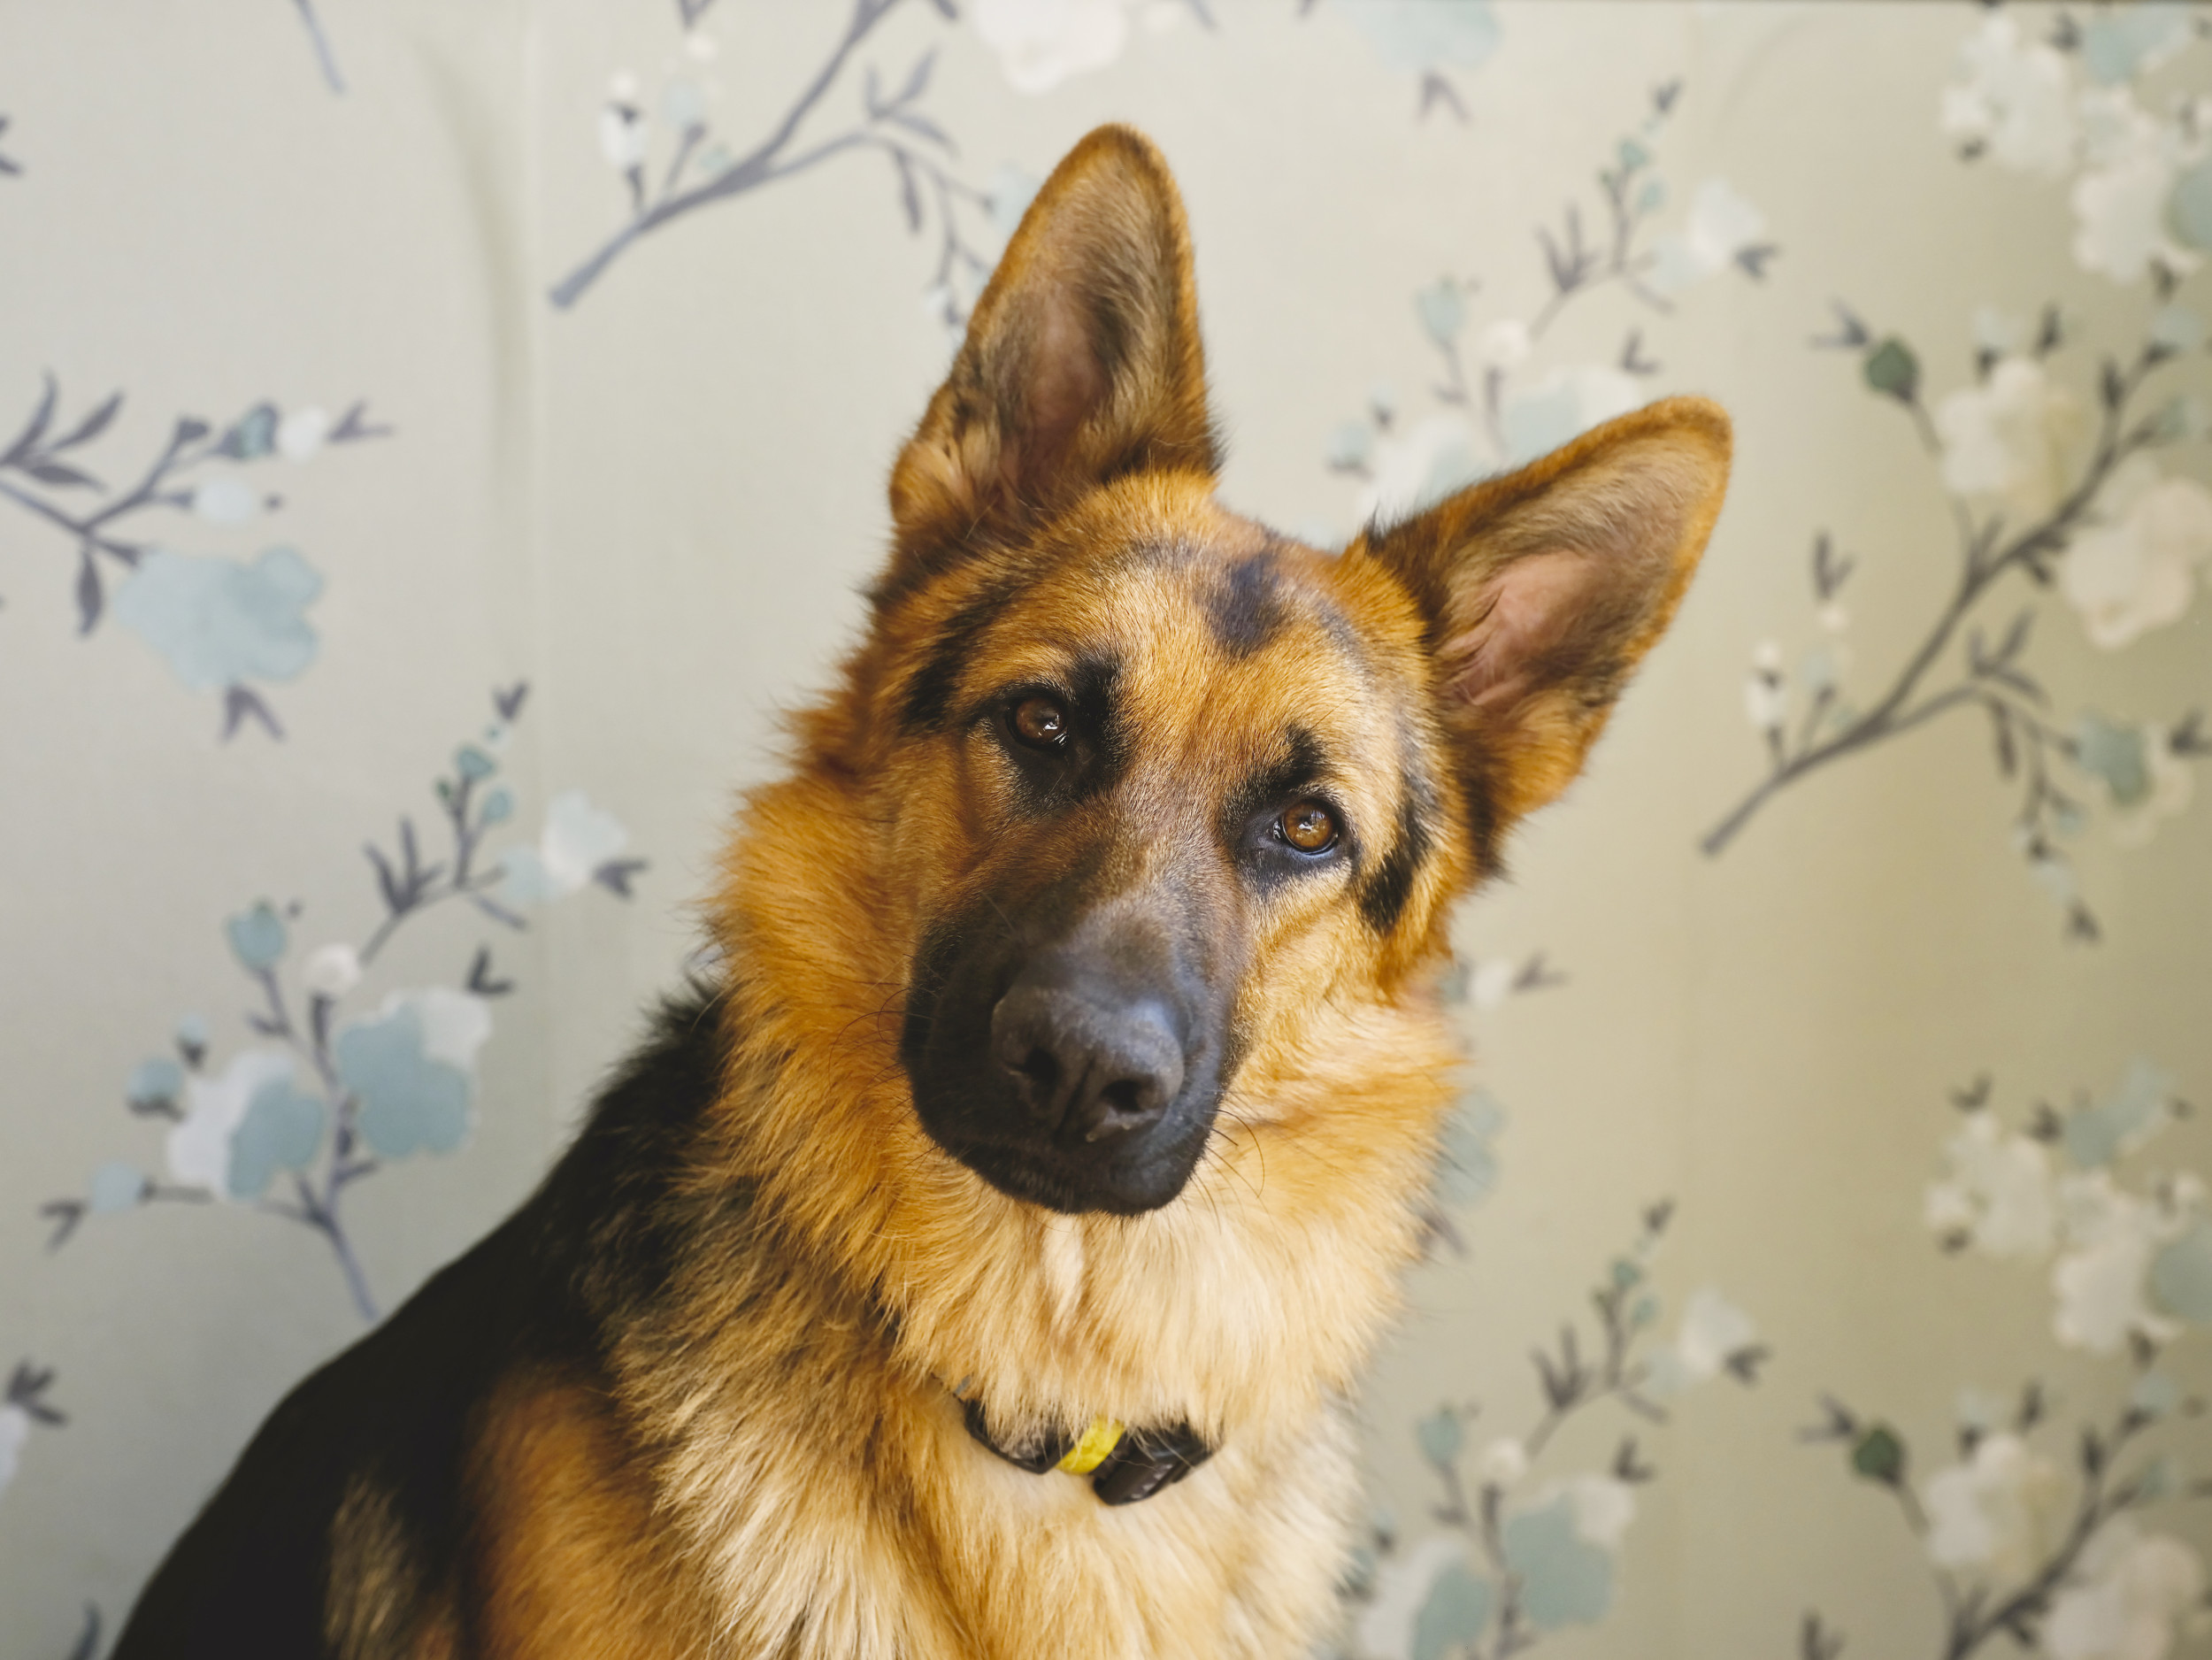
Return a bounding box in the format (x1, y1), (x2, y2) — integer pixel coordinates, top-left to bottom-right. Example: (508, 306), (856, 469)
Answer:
(882, 125), (1217, 594)
(1354, 396), (1731, 851)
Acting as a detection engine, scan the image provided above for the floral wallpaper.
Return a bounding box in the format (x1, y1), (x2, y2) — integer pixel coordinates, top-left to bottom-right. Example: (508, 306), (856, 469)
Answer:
(1, 4), (2208, 1658)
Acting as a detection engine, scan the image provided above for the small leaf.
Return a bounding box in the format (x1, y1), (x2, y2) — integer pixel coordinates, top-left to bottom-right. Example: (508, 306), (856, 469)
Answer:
(593, 857), (648, 898)
(1863, 337), (1920, 403)
(1725, 1344), (1771, 1384)
(1801, 1611), (1846, 1660)
(221, 683), (284, 741)
(2100, 357), (2125, 412)
(1812, 301), (1871, 351)
(1848, 1424), (1907, 1487)
(73, 549), (101, 635)
(66, 1607), (101, 1660)
(16, 372), (58, 455)
(889, 48), (935, 109)
(884, 108), (951, 151)
(493, 680), (529, 721)
(891, 148), (921, 233)
(1799, 1395), (1859, 1444)
(1735, 243), (1779, 280)
(1415, 1403), (1463, 1468)
(1419, 72), (1468, 125)
(226, 901), (288, 972)
(214, 401), (279, 460)
(50, 389), (121, 451)
(327, 400), (392, 442)
(1613, 1436), (1656, 1483)
(466, 945), (516, 998)
(172, 415), (211, 447)
(1538, 226), (1572, 294)
(39, 1198), (88, 1251)
(25, 457), (100, 489)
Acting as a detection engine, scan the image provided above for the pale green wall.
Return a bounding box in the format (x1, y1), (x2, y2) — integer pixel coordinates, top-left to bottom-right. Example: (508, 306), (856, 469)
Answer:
(2, 5), (2208, 1657)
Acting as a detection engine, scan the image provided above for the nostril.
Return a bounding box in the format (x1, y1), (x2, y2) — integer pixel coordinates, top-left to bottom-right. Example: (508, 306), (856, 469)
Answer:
(1101, 1079), (1145, 1113)
(1085, 1078), (1156, 1142)
(1013, 1047), (1060, 1101)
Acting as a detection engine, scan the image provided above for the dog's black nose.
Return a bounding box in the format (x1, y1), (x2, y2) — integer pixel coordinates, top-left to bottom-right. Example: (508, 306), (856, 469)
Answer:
(990, 985), (1185, 1143)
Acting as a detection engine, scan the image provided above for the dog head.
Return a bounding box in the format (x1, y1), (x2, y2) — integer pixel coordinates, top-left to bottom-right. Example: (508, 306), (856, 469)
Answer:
(855, 127), (1728, 1218)
(713, 126), (1727, 1420)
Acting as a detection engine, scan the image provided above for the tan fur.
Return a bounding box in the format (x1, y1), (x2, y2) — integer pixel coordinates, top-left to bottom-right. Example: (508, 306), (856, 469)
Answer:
(431, 126), (1731, 1658)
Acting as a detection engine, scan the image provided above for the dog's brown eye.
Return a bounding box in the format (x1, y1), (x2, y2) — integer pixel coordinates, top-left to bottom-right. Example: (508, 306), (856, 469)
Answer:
(1279, 801), (1338, 853)
(1010, 695), (1069, 749)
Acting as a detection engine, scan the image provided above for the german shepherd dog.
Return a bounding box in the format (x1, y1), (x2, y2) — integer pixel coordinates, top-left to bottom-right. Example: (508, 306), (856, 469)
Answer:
(116, 126), (1728, 1659)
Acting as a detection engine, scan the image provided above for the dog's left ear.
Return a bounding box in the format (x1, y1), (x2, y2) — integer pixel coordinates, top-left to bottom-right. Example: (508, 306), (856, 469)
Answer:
(1355, 396), (1731, 847)
(885, 125), (1216, 590)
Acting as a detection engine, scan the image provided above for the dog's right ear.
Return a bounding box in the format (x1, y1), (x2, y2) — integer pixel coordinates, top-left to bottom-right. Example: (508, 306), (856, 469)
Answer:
(882, 125), (1217, 597)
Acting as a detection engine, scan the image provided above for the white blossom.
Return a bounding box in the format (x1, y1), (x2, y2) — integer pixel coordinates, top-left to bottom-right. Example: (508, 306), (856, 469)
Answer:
(1935, 357), (2083, 524)
(2062, 465), (2212, 648)
(498, 791), (631, 905)
(1941, 14), (2078, 177)
(1921, 1432), (2064, 1579)
(1355, 412), (1486, 524)
(972, 0), (1133, 95)
(1354, 1533), (1475, 1660)
(276, 404), (330, 462)
(2074, 151), (2195, 285)
(2052, 1172), (2183, 1353)
(190, 473), (262, 525)
(597, 103), (647, 170)
(1472, 318), (1531, 373)
(301, 942), (362, 1000)
(1924, 1110), (2057, 1257)
(1476, 1436), (1528, 1487)
(165, 1049), (296, 1196)
(1466, 957), (1518, 1011)
(1553, 1474), (1636, 1549)
(1647, 179), (1768, 296)
(1672, 1287), (1758, 1383)
(2045, 1520), (2208, 1660)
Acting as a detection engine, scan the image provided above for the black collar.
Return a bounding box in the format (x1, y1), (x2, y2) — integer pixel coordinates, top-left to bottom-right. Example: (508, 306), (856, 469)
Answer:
(958, 1395), (1214, 1506)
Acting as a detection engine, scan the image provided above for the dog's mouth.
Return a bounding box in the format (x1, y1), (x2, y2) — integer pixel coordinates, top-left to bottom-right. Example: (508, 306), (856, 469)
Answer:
(917, 1106), (1219, 1217)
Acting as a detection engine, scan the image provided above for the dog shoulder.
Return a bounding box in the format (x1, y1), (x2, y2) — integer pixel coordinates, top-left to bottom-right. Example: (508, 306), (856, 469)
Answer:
(113, 983), (740, 1659)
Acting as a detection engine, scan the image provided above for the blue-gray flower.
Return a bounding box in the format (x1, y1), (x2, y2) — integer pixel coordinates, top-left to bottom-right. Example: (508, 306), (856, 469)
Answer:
(111, 546), (323, 691)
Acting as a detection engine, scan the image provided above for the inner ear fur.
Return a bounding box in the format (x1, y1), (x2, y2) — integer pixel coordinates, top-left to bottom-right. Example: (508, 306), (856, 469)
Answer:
(1355, 396), (1732, 840)
(881, 125), (1217, 599)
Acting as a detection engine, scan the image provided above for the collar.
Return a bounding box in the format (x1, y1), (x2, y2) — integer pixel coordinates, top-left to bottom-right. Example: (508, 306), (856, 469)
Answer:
(955, 1391), (1214, 1506)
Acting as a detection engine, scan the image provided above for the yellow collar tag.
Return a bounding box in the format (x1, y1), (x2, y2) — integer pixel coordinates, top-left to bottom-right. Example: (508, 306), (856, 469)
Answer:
(1056, 1417), (1125, 1475)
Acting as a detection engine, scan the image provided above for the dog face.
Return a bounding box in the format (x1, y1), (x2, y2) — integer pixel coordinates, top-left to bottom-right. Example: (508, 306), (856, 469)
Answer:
(892, 492), (1433, 1214)
(849, 128), (1731, 1219)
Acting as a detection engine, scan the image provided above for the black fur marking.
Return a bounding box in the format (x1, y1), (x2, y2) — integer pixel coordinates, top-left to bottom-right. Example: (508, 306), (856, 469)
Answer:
(1462, 745), (1502, 878)
(902, 576), (1021, 733)
(111, 987), (738, 1660)
(1357, 781), (1434, 934)
(1203, 551), (1291, 657)
(999, 651), (1127, 818)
